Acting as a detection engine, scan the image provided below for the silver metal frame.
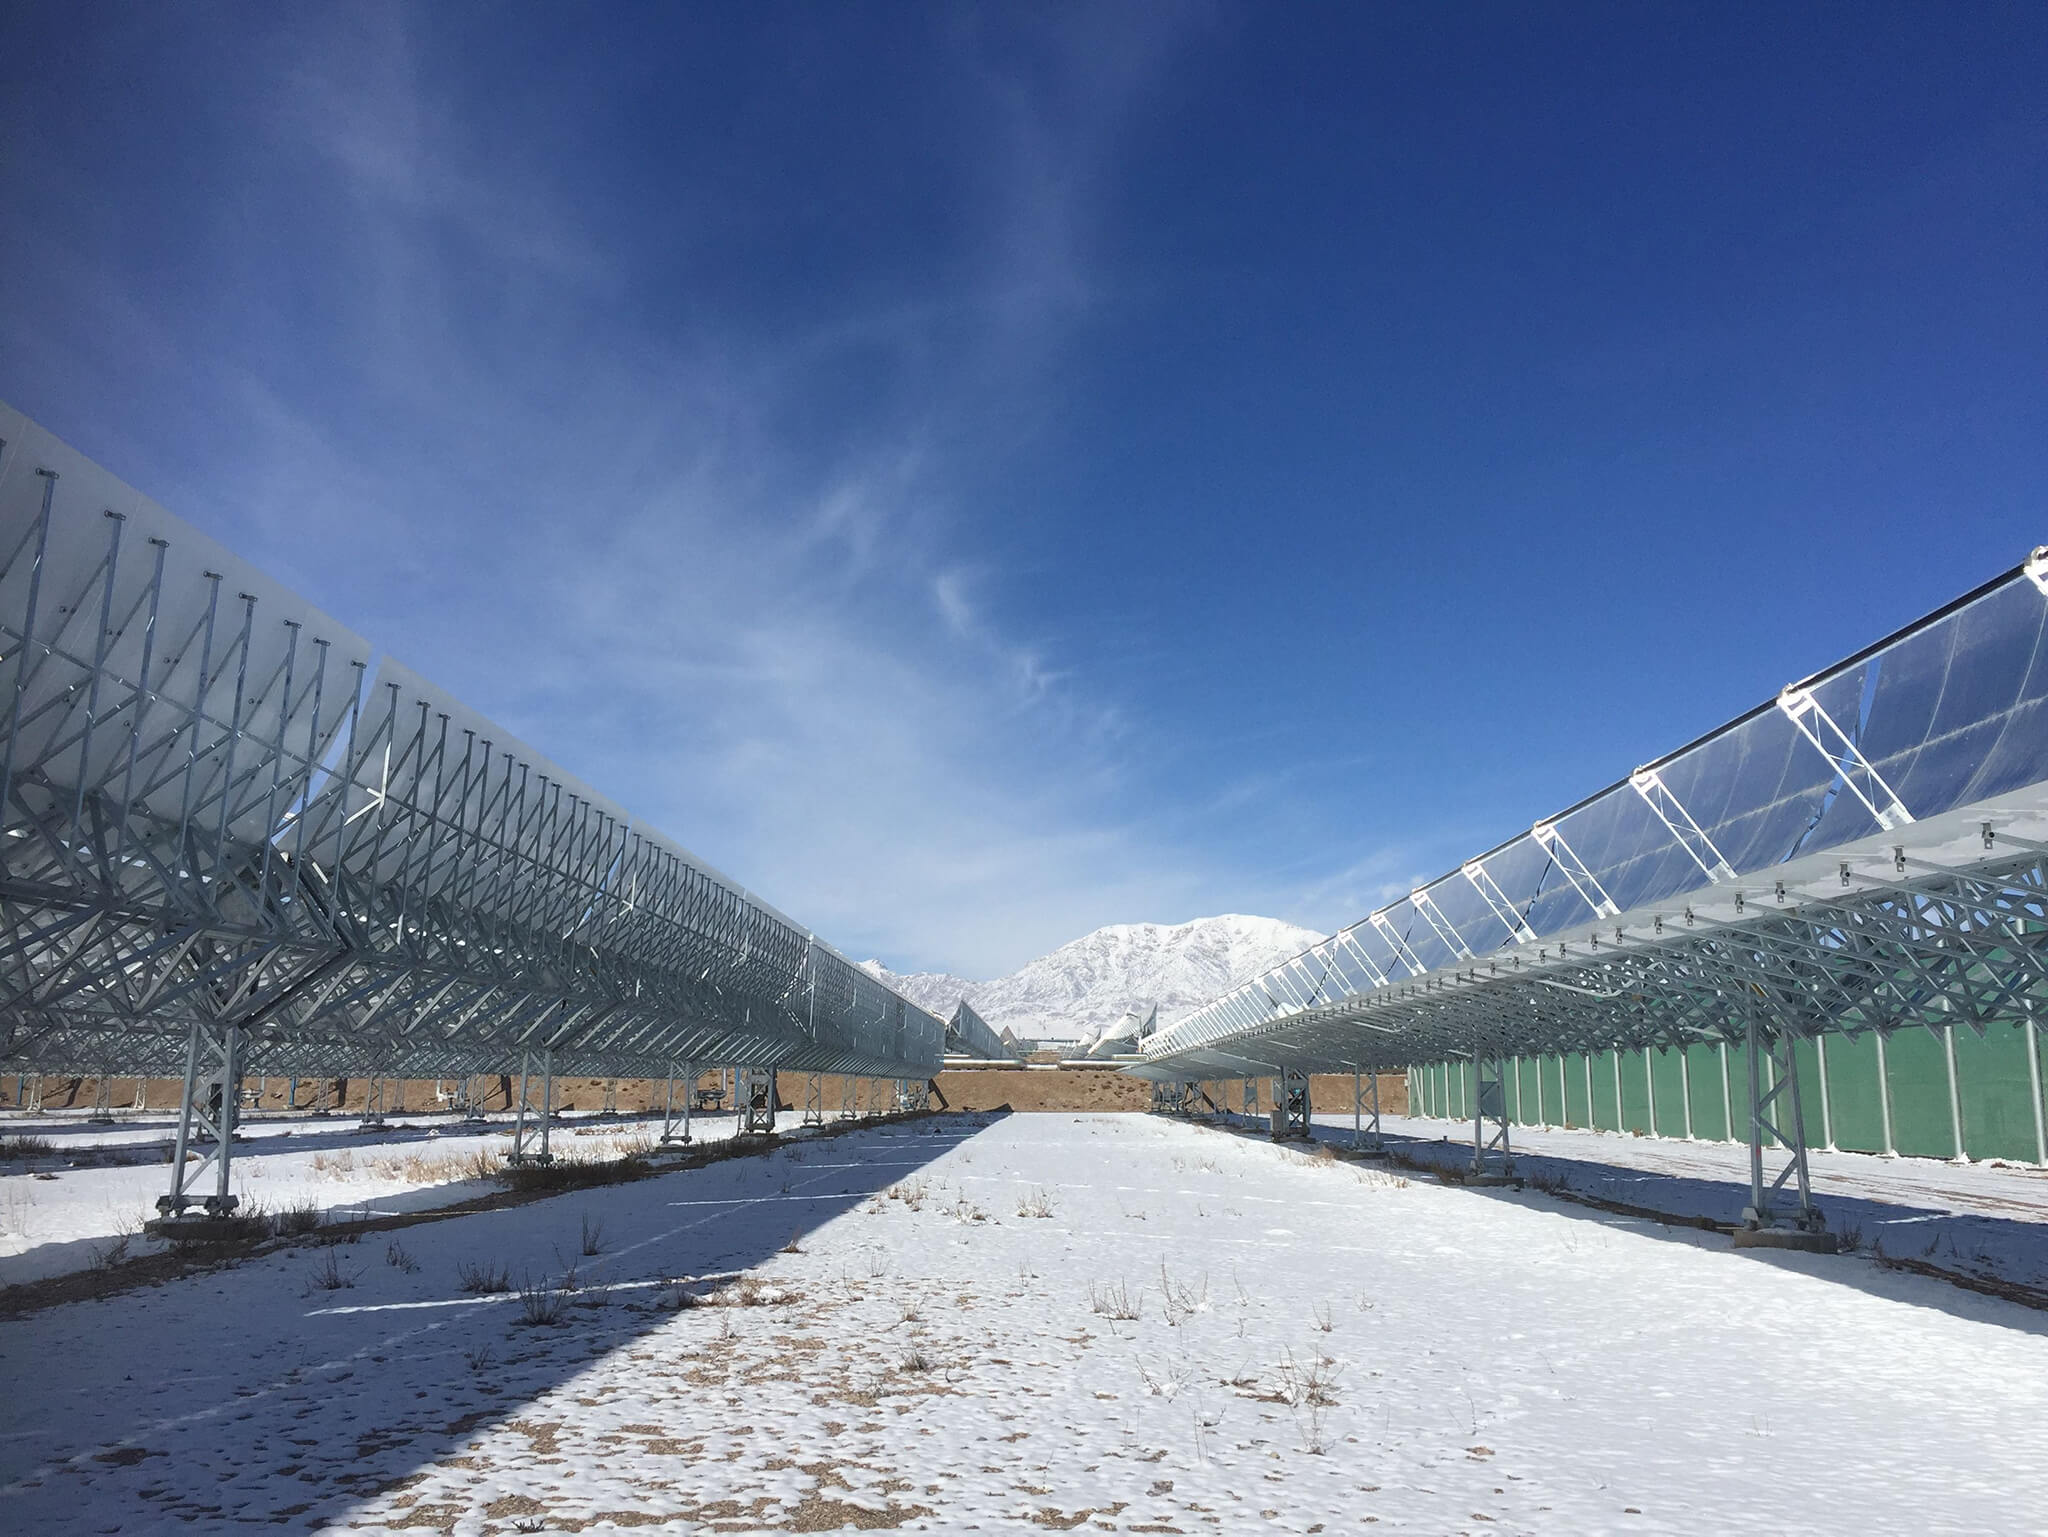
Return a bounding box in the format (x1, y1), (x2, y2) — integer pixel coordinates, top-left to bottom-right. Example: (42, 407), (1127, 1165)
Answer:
(1137, 548), (2048, 1234)
(0, 403), (946, 1217)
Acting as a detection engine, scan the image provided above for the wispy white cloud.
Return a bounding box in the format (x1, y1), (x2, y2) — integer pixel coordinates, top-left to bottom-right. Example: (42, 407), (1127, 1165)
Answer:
(149, 7), (1249, 977)
(10, 5), (1341, 978)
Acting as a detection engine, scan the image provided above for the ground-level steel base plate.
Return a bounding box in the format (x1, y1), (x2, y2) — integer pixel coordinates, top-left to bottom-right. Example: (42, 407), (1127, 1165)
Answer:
(1731, 1226), (1840, 1254)
(144, 1215), (267, 1244)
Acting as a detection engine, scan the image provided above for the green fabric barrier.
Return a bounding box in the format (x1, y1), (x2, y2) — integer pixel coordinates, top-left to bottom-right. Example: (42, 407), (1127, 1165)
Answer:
(1618, 1048), (1652, 1133)
(1955, 1021), (2043, 1163)
(1821, 1032), (1887, 1153)
(1684, 1042), (1730, 1141)
(1592, 1050), (1621, 1130)
(1413, 1018), (2046, 1166)
(1791, 1037), (1827, 1149)
(1883, 1027), (1958, 1159)
(1564, 1053), (1592, 1128)
(1650, 1046), (1688, 1137)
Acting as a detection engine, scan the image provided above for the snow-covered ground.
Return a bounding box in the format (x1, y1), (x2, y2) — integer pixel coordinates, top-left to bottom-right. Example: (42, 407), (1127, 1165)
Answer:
(4, 1111), (2046, 1533)
(0, 1109), (738, 1286)
(1304, 1110), (2048, 1294)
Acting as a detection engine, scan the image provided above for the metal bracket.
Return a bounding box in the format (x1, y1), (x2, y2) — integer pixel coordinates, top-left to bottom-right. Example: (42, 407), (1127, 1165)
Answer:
(1777, 686), (1914, 832)
(1369, 912), (1427, 977)
(1411, 888), (1474, 960)
(1463, 858), (1537, 944)
(1630, 767), (1738, 882)
(1533, 820), (1620, 919)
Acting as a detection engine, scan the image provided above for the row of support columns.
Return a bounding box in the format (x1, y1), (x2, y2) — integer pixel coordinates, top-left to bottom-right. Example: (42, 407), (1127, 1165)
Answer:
(134, 1050), (934, 1229)
(1435, 1021), (1831, 1248)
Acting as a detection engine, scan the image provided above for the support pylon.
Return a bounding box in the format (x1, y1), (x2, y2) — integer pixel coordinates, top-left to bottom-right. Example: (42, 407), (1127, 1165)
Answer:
(509, 1047), (556, 1165)
(151, 1019), (246, 1228)
(1735, 1017), (1835, 1251)
(802, 1071), (825, 1127)
(1352, 1069), (1386, 1155)
(738, 1066), (777, 1134)
(660, 1062), (695, 1144)
(1469, 1052), (1517, 1183)
(1150, 1080), (1189, 1115)
(88, 1069), (117, 1125)
(1271, 1070), (1311, 1141)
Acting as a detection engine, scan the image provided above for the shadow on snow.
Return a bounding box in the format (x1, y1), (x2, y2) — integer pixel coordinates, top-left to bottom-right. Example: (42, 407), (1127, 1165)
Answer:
(0, 1111), (1004, 1526)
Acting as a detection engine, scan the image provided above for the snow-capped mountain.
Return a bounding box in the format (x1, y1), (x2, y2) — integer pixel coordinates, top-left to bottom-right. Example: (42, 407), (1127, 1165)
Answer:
(862, 914), (1323, 1047)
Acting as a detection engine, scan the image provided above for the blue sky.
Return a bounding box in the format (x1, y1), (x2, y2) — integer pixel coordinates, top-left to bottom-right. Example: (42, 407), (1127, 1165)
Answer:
(1, 4), (2043, 976)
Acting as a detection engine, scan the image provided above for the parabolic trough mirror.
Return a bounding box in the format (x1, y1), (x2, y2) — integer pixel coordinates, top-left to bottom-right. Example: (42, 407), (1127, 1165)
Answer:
(0, 403), (944, 1225)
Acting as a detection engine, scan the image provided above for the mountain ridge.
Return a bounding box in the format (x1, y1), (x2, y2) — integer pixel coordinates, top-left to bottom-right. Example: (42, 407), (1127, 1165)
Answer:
(861, 914), (1323, 1045)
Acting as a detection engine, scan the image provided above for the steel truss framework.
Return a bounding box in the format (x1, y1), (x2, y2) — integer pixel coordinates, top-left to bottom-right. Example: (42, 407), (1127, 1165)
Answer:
(1138, 550), (2048, 1233)
(0, 406), (945, 1210)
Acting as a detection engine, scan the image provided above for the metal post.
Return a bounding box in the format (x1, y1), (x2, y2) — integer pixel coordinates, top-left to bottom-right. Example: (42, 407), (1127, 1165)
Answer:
(510, 1047), (555, 1165)
(153, 1020), (248, 1229)
(659, 1062), (693, 1144)
(1353, 1069), (1384, 1154)
(1736, 1016), (1831, 1248)
(1814, 1034), (1835, 1150)
(1943, 1024), (1966, 1162)
(2028, 1019), (2047, 1169)
(738, 1066), (776, 1134)
(1272, 1069), (1310, 1141)
(361, 1072), (388, 1129)
(1679, 1046), (1695, 1139)
(803, 1071), (824, 1127)
(1720, 1040), (1734, 1143)
(1874, 1029), (1896, 1154)
(1469, 1053), (1515, 1181)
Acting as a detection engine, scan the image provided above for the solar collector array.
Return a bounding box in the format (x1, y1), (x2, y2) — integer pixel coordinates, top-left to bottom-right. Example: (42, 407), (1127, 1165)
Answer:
(0, 402), (943, 1083)
(1143, 551), (2048, 1077)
